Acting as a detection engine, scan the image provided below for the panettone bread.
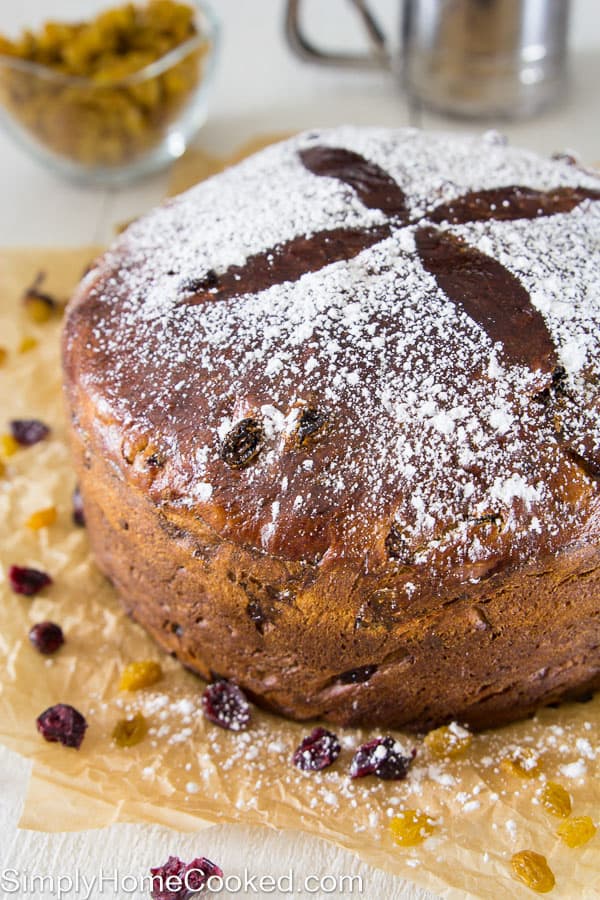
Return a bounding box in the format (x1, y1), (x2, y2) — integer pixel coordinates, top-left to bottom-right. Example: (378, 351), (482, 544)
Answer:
(62, 128), (600, 730)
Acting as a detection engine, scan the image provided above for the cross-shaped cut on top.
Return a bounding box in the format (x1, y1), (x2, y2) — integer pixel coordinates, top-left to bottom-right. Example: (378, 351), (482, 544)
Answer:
(180, 144), (600, 474)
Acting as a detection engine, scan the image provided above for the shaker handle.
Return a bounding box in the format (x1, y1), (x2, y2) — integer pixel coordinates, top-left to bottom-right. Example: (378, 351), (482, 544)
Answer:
(285, 0), (391, 70)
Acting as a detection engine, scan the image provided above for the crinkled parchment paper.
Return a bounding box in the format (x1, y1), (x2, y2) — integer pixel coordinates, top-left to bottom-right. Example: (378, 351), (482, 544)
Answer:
(0, 145), (598, 900)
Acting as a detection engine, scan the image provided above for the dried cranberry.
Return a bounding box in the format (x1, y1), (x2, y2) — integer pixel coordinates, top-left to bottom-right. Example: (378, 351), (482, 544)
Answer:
(72, 485), (85, 526)
(29, 621), (64, 654)
(8, 565), (52, 596)
(184, 858), (223, 893)
(10, 419), (50, 447)
(36, 704), (87, 749)
(292, 727), (341, 771)
(150, 855), (223, 900)
(220, 418), (264, 469)
(201, 681), (250, 731)
(350, 736), (415, 780)
(150, 856), (185, 900)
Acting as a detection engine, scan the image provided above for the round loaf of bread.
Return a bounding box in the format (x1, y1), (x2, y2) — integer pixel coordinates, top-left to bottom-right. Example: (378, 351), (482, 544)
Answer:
(63, 128), (600, 730)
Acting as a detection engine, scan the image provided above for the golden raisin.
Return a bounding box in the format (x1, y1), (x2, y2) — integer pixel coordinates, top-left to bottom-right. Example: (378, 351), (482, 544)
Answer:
(22, 272), (60, 323)
(0, 2), (207, 169)
(511, 851), (555, 893)
(26, 506), (57, 530)
(540, 782), (571, 818)
(389, 810), (436, 847)
(0, 434), (20, 458)
(556, 816), (597, 848)
(0, 459), (5, 478)
(501, 748), (541, 779)
(0, 346), (7, 365)
(25, 296), (54, 323)
(424, 723), (472, 759)
(119, 660), (163, 691)
(18, 336), (38, 353)
(112, 712), (148, 747)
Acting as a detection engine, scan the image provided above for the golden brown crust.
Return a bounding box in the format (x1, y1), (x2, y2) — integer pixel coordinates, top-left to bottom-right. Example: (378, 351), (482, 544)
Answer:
(68, 427), (600, 730)
(62, 128), (600, 728)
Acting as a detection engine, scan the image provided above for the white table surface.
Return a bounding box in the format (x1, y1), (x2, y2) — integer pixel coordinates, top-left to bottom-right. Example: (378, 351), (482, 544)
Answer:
(0, 2), (598, 898)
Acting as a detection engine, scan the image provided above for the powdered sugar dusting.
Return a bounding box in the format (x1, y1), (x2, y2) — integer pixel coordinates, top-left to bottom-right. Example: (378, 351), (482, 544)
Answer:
(70, 127), (600, 575)
(94, 680), (599, 859)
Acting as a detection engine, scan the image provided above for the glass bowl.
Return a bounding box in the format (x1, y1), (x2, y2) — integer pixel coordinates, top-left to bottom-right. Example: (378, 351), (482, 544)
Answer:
(0, 0), (220, 185)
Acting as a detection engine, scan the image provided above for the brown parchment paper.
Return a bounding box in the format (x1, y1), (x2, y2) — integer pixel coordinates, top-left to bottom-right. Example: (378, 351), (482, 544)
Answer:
(0, 157), (599, 900)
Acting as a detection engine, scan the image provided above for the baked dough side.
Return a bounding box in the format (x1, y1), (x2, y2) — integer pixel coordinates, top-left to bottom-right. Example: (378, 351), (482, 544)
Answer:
(67, 419), (600, 731)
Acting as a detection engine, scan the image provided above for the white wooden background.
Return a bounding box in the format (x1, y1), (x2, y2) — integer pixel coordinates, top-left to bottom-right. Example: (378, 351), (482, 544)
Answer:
(1, 1), (598, 897)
